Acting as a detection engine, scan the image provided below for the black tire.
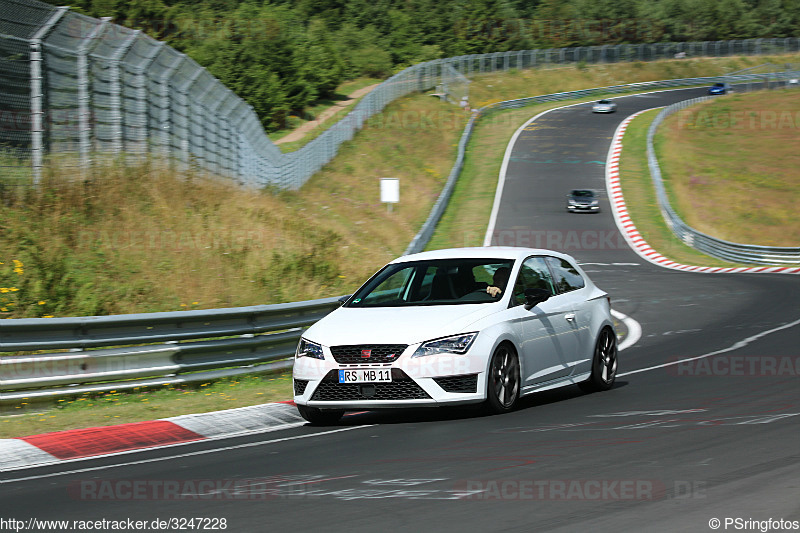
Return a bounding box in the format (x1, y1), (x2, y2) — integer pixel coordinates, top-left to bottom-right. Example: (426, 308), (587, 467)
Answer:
(579, 327), (618, 393)
(485, 343), (521, 413)
(297, 404), (344, 426)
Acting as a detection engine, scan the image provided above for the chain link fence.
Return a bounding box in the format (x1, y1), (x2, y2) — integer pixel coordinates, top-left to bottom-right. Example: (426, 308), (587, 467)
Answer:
(2, 0), (799, 189)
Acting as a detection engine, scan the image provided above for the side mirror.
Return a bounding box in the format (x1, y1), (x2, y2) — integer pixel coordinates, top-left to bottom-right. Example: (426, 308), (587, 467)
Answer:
(337, 295), (351, 306)
(523, 288), (551, 310)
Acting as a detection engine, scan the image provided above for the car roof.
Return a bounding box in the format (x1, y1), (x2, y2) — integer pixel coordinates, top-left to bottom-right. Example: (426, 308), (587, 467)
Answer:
(393, 246), (576, 264)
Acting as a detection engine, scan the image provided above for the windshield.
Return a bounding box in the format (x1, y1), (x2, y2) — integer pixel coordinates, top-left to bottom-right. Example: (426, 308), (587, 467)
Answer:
(346, 258), (515, 307)
(572, 190), (594, 198)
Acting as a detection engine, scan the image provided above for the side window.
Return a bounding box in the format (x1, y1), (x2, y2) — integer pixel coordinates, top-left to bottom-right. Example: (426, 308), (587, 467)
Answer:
(511, 257), (556, 307)
(545, 256), (585, 294)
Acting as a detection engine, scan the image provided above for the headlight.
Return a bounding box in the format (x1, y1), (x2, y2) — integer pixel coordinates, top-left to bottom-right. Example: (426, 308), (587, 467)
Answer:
(568, 199), (577, 205)
(591, 200), (599, 205)
(412, 333), (477, 358)
(296, 338), (324, 360)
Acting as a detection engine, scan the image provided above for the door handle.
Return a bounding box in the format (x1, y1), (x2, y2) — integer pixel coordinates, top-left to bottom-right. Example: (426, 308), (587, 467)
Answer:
(564, 313), (576, 322)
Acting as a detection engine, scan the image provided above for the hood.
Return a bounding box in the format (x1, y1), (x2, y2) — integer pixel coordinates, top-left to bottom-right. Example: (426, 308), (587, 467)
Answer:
(303, 304), (502, 347)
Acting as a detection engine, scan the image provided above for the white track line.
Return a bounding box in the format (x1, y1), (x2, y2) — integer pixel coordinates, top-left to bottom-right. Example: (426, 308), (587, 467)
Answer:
(611, 310), (642, 351)
(618, 317), (800, 378)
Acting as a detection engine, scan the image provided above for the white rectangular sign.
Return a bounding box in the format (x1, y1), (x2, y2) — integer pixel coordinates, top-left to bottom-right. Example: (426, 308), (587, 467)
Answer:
(380, 178), (400, 204)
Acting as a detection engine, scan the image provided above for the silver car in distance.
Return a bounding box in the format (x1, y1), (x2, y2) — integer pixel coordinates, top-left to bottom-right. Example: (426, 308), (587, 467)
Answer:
(293, 247), (618, 425)
(592, 99), (617, 113)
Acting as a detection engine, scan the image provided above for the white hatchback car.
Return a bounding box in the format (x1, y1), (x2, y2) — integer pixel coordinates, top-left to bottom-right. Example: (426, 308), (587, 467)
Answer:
(293, 247), (618, 425)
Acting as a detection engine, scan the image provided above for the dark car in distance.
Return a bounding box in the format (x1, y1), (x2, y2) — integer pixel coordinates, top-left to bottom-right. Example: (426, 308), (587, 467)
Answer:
(567, 189), (600, 213)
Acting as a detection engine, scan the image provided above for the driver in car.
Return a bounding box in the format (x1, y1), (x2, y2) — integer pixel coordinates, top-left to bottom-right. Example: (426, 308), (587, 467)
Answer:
(486, 266), (510, 298)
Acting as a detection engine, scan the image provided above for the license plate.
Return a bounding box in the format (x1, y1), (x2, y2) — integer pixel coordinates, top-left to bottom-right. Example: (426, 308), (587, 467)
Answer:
(338, 369), (392, 383)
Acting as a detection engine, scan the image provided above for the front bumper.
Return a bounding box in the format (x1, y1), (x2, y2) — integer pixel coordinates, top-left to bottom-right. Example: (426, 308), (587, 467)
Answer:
(568, 204), (600, 212)
(293, 346), (488, 409)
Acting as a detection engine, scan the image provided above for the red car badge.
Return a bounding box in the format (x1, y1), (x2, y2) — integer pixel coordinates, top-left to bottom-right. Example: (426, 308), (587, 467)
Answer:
(361, 349), (372, 358)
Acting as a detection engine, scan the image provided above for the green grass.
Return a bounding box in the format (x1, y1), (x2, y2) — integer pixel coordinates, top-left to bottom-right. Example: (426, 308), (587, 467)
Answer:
(272, 103), (357, 153)
(617, 110), (752, 267)
(267, 77), (383, 151)
(657, 89), (800, 246)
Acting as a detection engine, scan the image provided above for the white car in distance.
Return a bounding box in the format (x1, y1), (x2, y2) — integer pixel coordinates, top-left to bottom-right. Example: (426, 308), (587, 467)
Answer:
(293, 247), (618, 425)
(592, 99), (617, 113)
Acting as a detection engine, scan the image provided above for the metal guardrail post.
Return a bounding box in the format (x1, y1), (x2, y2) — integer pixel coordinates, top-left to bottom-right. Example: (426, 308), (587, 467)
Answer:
(29, 5), (68, 186)
(109, 29), (139, 155)
(77, 17), (109, 175)
(127, 37), (161, 159)
(157, 52), (184, 160)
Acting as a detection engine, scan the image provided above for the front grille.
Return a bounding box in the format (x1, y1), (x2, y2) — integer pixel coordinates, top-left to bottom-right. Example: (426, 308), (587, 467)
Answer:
(310, 369), (431, 401)
(330, 344), (408, 364)
(294, 379), (309, 395)
(434, 374), (479, 393)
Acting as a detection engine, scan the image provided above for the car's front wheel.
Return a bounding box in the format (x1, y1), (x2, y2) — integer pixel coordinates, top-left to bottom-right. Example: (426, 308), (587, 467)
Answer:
(579, 327), (617, 393)
(297, 404), (344, 426)
(485, 343), (521, 413)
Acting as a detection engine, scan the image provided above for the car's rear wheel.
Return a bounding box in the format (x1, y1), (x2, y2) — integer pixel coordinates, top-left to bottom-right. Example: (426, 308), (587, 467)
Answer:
(579, 327), (617, 393)
(485, 343), (520, 413)
(297, 404), (344, 426)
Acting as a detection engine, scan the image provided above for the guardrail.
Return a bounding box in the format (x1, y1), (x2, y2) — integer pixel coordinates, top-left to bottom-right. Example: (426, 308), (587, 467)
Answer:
(646, 91), (800, 265)
(0, 297), (341, 404)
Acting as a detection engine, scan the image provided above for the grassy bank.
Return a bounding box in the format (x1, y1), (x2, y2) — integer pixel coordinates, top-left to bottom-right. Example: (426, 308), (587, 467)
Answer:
(0, 94), (465, 320)
(617, 110), (750, 267)
(657, 88), (800, 246)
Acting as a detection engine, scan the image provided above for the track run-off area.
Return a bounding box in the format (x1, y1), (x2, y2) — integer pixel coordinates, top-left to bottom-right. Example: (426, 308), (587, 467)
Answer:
(2, 87), (799, 533)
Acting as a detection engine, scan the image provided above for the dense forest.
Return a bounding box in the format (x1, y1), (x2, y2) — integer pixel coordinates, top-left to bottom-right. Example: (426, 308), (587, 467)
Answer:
(46, 0), (800, 129)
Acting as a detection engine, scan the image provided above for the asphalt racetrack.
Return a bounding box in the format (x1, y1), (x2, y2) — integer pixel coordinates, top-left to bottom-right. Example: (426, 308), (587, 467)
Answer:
(2, 87), (799, 533)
